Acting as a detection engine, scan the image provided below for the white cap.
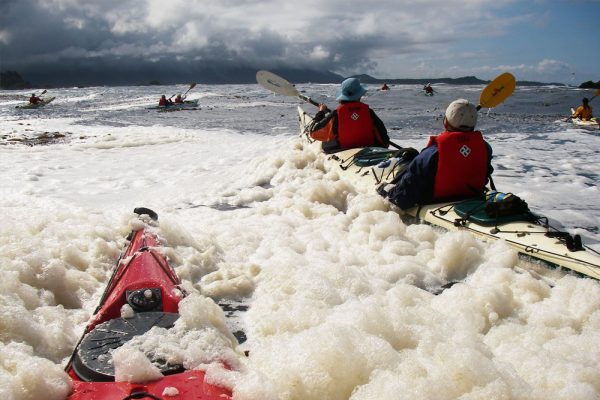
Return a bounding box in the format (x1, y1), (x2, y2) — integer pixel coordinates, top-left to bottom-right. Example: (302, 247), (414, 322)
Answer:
(445, 99), (478, 131)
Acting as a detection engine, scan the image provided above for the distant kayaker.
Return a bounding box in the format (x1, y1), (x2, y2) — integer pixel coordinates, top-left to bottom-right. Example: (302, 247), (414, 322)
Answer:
(378, 99), (493, 209)
(174, 94), (184, 104)
(307, 77), (390, 153)
(572, 97), (593, 120)
(158, 95), (173, 107)
(29, 94), (42, 104)
(424, 84), (434, 95)
(381, 83), (390, 91)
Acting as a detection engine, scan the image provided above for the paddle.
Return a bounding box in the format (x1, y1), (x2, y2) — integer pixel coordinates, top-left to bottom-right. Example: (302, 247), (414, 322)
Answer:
(170, 82), (196, 100)
(29, 89), (46, 99)
(477, 72), (515, 110)
(256, 70), (324, 109)
(256, 70), (409, 148)
(257, 70), (516, 150)
(28, 89), (47, 104)
(181, 82), (196, 100)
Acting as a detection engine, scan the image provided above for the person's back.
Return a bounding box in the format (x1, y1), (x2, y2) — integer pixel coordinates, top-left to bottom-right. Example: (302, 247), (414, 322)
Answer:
(29, 94), (41, 104)
(308, 77), (389, 153)
(572, 98), (593, 120)
(379, 99), (492, 209)
(158, 95), (169, 106)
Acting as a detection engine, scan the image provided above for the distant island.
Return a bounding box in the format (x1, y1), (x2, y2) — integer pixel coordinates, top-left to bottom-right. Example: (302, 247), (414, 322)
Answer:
(0, 71), (31, 89)
(0, 68), (593, 90)
(350, 73), (567, 87)
(579, 80), (600, 89)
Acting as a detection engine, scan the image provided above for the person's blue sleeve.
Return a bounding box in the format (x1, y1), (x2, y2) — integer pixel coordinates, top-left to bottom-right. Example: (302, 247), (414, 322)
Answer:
(385, 146), (438, 209)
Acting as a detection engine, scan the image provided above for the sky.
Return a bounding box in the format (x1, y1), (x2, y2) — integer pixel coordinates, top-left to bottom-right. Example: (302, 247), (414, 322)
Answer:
(0, 0), (599, 86)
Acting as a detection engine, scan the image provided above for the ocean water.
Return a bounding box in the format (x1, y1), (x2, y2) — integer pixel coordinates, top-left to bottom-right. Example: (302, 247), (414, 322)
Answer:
(1, 82), (599, 400)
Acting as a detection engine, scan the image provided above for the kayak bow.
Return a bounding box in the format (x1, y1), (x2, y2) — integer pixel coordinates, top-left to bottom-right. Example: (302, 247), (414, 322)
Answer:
(65, 207), (232, 400)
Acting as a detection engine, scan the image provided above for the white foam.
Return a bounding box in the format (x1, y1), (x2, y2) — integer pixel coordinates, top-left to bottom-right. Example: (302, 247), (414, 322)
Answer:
(1, 84), (599, 400)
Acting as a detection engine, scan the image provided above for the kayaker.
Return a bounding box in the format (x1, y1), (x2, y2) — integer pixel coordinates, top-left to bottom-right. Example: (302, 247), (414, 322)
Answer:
(378, 98), (493, 209)
(381, 83), (390, 91)
(572, 97), (593, 120)
(424, 84), (434, 95)
(307, 77), (390, 153)
(29, 94), (42, 104)
(158, 94), (172, 106)
(174, 94), (184, 104)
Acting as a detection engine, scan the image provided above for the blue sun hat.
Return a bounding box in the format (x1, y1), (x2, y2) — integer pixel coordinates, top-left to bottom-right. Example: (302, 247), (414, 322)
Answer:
(336, 78), (367, 101)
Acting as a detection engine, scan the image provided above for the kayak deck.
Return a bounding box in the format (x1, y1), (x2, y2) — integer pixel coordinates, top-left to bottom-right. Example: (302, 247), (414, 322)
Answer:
(298, 106), (600, 280)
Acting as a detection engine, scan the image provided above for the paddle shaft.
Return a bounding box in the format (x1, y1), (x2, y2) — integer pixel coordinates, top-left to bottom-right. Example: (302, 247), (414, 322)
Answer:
(299, 93), (320, 108)
(258, 70), (514, 150)
(171, 83), (196, 100)
(182, 83), (197, 98)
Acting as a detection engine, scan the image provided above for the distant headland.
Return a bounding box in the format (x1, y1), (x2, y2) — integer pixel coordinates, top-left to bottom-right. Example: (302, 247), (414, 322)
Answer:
(348, 74), (570, 87)
(1, 69), (597, 90)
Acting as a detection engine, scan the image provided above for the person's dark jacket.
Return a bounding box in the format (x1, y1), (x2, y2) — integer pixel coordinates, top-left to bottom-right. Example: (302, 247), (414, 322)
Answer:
(385, 138), (493, 209)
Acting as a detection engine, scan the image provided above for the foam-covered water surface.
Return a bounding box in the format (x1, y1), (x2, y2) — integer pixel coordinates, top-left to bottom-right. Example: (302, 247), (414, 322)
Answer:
(1, 83), (599, 399)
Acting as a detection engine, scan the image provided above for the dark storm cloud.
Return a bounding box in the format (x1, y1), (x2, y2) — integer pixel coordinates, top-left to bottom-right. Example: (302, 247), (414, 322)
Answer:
(1, 0), (564, 86)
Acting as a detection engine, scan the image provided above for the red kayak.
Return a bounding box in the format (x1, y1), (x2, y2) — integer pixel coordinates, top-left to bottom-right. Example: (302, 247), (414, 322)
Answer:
(65, 208), (232, 400)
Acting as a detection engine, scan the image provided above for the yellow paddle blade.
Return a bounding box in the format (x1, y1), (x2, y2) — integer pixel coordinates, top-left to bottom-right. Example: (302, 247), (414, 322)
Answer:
(479, 72), (516, 109)
(595, 88), (600, 96)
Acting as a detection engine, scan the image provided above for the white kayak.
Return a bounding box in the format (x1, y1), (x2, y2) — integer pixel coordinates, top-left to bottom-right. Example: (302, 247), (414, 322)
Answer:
(148, 99), (199, 110)
(569, 108), (599, 129)
(298, 106), (600, 280)
(16, 97), (55, 109)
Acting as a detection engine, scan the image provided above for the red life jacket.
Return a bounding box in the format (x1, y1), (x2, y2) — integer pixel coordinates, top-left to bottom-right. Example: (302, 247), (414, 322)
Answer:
(158, 98), (168, 106)
(427, 131), (488, 199)
(336, 102), (375, 148)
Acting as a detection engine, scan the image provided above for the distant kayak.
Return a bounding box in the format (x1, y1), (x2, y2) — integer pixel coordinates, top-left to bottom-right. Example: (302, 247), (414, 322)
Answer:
(569, 108), (599, 129)
(148, 99), (199, 110)
(15, 97), (55, 109)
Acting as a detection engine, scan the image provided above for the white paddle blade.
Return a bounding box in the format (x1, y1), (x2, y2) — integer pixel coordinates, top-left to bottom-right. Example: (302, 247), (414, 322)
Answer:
(256, 70), (299, 97)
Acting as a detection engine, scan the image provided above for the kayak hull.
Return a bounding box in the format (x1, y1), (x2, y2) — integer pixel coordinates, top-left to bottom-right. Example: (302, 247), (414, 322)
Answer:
(298, 106), (600, 280)
(68, 370), (227, 400)
(149, 99), (199, 110)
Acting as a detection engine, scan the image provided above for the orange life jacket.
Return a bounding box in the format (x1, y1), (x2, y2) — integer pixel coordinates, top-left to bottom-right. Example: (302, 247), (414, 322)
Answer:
(573, 105), (593, 120)
(336, 102), (375, 148)
(427, 130), (488, 199)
